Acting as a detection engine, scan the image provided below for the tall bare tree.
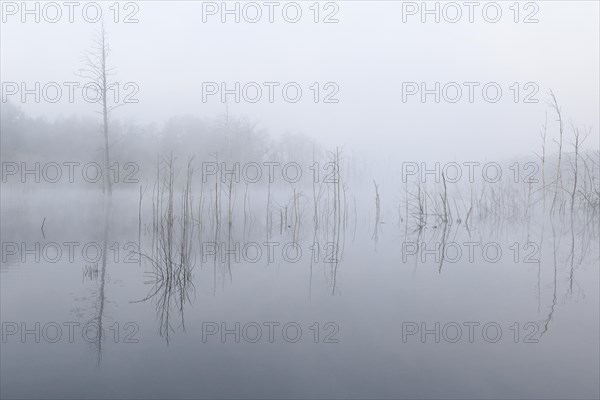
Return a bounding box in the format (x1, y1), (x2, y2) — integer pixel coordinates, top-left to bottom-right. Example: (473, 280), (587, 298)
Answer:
(78, 22), (120, 196)
(547, 90), (564, 213)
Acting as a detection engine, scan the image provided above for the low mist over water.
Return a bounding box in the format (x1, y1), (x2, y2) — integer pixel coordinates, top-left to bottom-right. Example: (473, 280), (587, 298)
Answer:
(1, 1), (599, 399)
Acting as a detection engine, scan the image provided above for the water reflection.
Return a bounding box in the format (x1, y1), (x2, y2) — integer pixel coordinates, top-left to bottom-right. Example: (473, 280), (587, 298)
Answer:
(133, 156), (195, 344)
(0, 153), (598, 400)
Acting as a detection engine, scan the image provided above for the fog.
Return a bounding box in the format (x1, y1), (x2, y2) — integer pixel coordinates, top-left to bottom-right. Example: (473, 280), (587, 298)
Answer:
(2, 1), (599, 159)
(1, 1), (599, 399)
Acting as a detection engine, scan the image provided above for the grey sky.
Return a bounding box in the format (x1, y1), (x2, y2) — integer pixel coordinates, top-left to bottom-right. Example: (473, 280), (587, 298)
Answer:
(1, 1), (598, 161)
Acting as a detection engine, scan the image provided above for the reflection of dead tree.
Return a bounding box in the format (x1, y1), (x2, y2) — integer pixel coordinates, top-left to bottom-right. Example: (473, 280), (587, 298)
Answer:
(536, 223), (544, 313)
(134, 155), (195, 344)
(353, 196), (358, 242)
(40, 217), (46, 239)
(197, 172), (206, 248)
(404, 179), (410, 234)
(138, 185), (143, 266)
(152, 155), (160, 259)
(82, 263), (99, 282)
(541, 221), (559, 336)
(223, 172), (235, 283)
(89, 199), (111, 364)
(243, 183), (250, 240)
(266, 165), (272, 239)
(372, 179), (380, 241)
(211, 153), (221, 294)
(293, 189), (300, 241)
(417, 182), (426, 230)
(464, 183), (474, 232)
(440, 173), (449, 223)
(437, 220), (449, 274)
(327, 147), (345, 295)
(402, 176), (426, 232)
(308, 222), (318, 301)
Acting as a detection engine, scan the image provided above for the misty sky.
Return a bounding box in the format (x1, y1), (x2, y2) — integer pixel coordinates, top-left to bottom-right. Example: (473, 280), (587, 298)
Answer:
(1, 1), (598, 161)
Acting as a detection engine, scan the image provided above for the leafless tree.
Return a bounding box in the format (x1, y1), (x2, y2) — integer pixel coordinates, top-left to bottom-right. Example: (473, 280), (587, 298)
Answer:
(77, 22), (121, 196)
(547, 91), (564, 213)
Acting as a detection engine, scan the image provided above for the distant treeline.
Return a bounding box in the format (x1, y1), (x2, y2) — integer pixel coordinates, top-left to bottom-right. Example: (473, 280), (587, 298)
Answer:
(1, 101), (323, 179)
